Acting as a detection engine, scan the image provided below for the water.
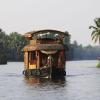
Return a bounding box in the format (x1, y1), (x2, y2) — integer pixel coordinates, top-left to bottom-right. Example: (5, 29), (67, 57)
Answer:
(0, 60), (100, 100)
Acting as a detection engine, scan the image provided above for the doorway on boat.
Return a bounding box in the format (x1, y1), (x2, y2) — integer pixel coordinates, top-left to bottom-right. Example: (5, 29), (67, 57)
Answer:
(40, 50), (59, 71)
(28, 51), (37, 69)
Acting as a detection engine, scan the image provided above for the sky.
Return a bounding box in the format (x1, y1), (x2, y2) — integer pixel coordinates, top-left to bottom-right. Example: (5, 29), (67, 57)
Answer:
(0, 0), (100, 46)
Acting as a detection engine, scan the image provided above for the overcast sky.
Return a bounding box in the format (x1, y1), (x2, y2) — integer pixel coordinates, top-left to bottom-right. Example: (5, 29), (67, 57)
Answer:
(0, 0), (100, 46)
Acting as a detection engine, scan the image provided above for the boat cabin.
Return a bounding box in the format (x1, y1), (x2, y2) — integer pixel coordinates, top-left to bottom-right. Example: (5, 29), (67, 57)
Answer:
(23, 29), (69, 77)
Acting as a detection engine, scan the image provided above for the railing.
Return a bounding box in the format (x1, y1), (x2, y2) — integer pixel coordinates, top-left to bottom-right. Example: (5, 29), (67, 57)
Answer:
(30, 39), (61, 45)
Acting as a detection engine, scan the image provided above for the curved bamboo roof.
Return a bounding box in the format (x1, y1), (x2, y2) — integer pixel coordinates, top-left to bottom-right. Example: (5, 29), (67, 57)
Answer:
(24, 29), (69, 37)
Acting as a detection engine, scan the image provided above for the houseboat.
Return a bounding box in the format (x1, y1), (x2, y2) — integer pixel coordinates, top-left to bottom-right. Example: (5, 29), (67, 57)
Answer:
(23, 29), (69, 77)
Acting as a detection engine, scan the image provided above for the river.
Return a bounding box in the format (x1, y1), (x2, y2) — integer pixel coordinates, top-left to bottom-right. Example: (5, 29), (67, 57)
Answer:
(0, 60), (100, 100)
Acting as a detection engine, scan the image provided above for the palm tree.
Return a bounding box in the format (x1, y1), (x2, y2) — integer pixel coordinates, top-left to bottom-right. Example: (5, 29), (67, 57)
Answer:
(89, 18), (100, 43)
(89, 18), (100, 68)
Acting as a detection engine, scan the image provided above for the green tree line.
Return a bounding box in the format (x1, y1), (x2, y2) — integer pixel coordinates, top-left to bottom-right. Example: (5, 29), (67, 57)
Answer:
(67, 41), (100, 60)
(0, 29), (28, 62)
(1, 19), (100, 62)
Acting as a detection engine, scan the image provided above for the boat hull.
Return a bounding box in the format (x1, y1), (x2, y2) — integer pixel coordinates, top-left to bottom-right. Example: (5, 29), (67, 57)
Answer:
(23, 67), (66, 77)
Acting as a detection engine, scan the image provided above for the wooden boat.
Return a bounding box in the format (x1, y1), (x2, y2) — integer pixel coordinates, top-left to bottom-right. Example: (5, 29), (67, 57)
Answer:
(0, 43), (7, 64)
(23, 29), (69, 77)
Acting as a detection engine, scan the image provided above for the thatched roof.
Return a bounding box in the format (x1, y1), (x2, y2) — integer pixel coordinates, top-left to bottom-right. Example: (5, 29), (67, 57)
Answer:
(23, 44), (64, 51)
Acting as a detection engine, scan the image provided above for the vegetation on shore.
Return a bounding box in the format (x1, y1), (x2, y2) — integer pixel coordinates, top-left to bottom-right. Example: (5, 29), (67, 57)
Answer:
(0, 29), (28, 63)
(96, 61), (100, 68)
(89, 18), (100, 68)
(67, 41), (100, 60)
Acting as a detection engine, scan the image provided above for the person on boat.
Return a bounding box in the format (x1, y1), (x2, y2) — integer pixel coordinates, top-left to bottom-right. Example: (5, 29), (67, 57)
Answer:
(47, 55), (54, 67)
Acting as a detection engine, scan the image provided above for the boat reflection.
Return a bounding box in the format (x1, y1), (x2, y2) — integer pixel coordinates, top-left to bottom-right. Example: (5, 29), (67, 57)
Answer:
(24, 77), (66, 86)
